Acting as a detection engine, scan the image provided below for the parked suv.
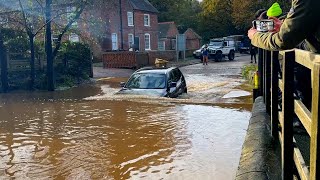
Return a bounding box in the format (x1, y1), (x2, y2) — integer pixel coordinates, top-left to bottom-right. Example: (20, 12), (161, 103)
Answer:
(208, 38), (236, 62)
(193, 45), (206, 59)
(239, 36), (251, 54)
(117, 67), (187, 98)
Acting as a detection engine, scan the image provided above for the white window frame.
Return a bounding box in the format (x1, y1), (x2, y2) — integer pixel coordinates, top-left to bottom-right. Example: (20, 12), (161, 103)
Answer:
(144, 33), (151, 50)
(158, 41), (165, 51)
(69, 33), (80, 42)
(112, 33), (118, 50)
(52, 34), (59, 44)
(127, 12), (134, 26)
(144, 14), (150, 27)
(128, 33), (134, 48)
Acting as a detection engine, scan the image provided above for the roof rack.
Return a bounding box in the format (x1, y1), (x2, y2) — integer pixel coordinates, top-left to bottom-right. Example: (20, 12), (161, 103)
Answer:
(135, 66), (174, 72)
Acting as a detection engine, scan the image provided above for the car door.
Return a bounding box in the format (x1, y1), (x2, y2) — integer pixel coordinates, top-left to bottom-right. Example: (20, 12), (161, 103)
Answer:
(177, 69), (186, 93)
(223, 41), (228, 54)
(172, 68), (184, 96)
(167, 71), (176, 97)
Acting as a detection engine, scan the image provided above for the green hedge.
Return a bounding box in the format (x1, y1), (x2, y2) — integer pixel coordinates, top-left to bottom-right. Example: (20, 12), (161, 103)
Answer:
(1, 41), (92, 91)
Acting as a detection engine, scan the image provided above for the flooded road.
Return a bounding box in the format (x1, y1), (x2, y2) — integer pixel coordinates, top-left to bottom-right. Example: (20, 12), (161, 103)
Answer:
(0, 55), (253, 179)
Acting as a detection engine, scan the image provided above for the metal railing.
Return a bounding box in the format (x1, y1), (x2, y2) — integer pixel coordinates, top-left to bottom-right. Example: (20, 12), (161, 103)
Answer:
(258, 48), (320, 180)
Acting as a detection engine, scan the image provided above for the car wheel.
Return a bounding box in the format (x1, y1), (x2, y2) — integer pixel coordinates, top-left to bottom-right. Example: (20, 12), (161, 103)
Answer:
(228, 50), (235, 61)
(215, 51), (223, 62)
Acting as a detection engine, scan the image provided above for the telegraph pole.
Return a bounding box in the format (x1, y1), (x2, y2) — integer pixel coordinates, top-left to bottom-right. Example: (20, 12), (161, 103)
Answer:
(119, 0), (124, 50)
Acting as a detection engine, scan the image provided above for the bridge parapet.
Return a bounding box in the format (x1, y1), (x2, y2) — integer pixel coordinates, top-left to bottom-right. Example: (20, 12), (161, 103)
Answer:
(257, 48), (320, 180)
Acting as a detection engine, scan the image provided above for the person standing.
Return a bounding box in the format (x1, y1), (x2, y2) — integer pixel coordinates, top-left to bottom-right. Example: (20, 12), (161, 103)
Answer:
(250, 44), (257, 63)
(248, 0), (320, 109)
(202, 44), (209, 65)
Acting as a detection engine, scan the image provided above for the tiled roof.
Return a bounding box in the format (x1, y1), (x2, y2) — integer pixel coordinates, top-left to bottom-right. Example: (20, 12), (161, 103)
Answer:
(158, 22), (177, 38)
(129, 0), (159, 13)
(184, 28), (202, 39)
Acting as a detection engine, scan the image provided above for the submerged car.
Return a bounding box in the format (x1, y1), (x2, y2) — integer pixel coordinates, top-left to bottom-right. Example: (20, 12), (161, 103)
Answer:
(117, 67), (187, 98)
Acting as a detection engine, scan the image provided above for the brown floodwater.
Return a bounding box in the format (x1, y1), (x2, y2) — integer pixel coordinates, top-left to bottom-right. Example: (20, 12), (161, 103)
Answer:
(0, 82), (251, 180)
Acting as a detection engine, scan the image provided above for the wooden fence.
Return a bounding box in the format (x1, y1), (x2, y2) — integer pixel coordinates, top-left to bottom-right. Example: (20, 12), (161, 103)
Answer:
(259, 48), (320, 180)
(102, 52), (149, 69)
(0, 52), (45, 72)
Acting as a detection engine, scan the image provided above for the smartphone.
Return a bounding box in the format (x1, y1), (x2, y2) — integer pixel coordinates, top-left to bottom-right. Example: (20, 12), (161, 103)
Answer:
(252, 20), (274, 32)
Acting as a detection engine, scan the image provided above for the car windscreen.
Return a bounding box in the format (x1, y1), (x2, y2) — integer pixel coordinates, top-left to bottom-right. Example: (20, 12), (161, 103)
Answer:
(125, 73), (166, 89)
(210, 41), (223, 47)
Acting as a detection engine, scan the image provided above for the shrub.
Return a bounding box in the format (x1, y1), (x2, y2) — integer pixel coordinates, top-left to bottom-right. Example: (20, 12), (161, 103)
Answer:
(242, 64), (258, 79)
(55, 42), (92, 87)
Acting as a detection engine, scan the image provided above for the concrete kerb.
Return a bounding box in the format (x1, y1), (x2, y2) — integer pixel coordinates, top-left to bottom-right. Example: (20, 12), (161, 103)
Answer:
(236, 96), (273, 180)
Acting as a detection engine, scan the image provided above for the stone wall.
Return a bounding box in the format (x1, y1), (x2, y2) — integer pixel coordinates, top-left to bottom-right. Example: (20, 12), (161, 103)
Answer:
(235, 97), (281, 180)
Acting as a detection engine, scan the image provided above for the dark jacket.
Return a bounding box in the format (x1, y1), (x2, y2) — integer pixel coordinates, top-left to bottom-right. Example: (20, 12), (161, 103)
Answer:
(251, 0), (320, 53)
(202, 48), (209, 56)
(250, 44), (257, 54)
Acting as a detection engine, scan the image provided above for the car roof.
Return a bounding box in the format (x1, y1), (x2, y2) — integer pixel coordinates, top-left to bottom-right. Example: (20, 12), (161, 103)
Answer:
(135, 67), (177, 74)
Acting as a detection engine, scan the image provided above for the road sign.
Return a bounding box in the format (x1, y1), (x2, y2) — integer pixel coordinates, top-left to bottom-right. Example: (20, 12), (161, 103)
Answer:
(176, 34), (186, 51)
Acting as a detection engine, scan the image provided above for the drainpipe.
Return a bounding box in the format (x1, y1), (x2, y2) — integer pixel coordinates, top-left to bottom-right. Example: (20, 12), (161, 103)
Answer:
(119, 0), (124, 50)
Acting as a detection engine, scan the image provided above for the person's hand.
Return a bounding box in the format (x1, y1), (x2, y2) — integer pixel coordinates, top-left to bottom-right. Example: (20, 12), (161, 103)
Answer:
(248, 27), (257, 40)
(269, 17), (282, 32)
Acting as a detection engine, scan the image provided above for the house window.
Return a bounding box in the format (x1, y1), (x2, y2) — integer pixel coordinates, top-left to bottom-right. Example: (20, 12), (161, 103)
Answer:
(144, 14), (150, 26)
(144, 33), (151, 50)
(69, 33), (79, 42)
(171, 39), (176, 50)
(158, 41), (165, 51)
(52, 34), (59, 44)
(127, 12), (134, 26)
(112, 33), (118, 50)
(128, 34), (134, 48)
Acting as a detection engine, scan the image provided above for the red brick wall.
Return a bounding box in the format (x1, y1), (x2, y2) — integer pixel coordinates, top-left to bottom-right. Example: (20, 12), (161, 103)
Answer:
(101, 0), (158, 51)
(163, 39), (175, 50)
(134, 12), (158, 51)
(184, 28), (201, 50)
(56, 0), (159, 59)
(167, 23), (179, 38)
(186, 39), (201, 50)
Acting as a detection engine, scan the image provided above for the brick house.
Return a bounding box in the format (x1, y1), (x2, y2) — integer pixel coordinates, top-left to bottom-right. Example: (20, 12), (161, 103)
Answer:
(158, 22), (179, 51)
(184, 28), (202, 50)
(102, 0), (159, 52)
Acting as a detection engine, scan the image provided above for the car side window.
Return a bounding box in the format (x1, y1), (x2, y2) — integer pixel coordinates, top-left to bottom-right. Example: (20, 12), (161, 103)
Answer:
(172, 69), (181, 82)
(177, 69), (184, 81)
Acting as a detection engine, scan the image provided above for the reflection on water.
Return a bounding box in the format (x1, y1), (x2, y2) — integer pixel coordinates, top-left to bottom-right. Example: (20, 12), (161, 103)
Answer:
(0, 83), (250, 180)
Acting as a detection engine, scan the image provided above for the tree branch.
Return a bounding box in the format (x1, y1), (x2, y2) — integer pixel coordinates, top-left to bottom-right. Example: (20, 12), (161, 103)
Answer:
(18, 0), (32, 35)
(35, 0), (45, 13)
(52, 2), (86, 58)
(34, 11), (71, 36)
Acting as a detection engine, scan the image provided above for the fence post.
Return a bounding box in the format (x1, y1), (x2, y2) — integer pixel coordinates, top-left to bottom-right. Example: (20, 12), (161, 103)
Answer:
(310, 63), (320, 180)
(265, 50), (272, 114)
(271, 51), (279, 139)
(281, 50), (295, 179)
(258, 48), (264, 96)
